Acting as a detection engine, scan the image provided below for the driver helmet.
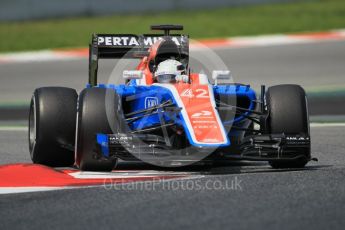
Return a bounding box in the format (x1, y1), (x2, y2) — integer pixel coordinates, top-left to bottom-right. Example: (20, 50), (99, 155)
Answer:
(154, 59), (186, 83)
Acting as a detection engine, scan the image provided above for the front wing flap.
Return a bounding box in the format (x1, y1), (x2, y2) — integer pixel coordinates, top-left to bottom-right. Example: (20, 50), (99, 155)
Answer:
(238, 134), (311, 161)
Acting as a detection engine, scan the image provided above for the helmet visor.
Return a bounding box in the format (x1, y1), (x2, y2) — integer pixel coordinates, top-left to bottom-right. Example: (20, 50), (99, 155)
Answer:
(156, 74), (176, 83)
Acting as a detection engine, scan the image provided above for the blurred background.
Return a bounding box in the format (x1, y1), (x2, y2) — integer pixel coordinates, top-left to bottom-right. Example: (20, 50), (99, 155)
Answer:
(0, 0), (344, 121)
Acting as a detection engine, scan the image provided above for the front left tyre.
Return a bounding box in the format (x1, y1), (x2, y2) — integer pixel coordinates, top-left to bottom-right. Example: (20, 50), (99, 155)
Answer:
(75, 88), (127, 171)
(28, 87), (77, 167)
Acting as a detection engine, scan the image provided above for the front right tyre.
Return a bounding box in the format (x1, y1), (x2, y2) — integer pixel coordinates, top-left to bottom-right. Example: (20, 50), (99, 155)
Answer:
(266, 84), (311, 168)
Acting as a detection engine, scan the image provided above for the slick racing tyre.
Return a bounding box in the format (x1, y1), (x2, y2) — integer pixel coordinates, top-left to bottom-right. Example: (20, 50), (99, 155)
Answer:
(266, 84), (310, 168)
(75, 88), (126, 171)
(28, 87), (77, 167)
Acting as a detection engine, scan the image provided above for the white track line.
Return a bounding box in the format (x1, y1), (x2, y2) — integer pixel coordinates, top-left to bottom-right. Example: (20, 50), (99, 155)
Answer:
(310, 123), (345, 127)
(69, 170), (194, 179)
(0, 186), (77, 194)
(0, 126), (27, 131)
(0, 175), (204, 195)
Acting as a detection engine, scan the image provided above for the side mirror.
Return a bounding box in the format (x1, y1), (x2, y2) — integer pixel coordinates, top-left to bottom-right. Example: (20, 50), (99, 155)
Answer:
(123, 70), (144, 80)
(212, 70), (232, 85)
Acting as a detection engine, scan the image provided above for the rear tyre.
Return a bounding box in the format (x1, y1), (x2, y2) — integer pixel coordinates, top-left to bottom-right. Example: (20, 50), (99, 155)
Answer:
(75, 88), (126, 171)
(266, 84), (310, 168)
(28, 87), (77, 167)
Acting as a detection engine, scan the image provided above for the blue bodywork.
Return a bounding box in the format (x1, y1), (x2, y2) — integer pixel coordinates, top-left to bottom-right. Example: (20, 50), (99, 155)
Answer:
(92, 81), (257, 152)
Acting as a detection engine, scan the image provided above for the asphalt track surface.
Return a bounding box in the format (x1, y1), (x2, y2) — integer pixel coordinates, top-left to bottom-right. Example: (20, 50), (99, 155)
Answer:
(1, 40), (345, 229)
(0, 125), (345, 230)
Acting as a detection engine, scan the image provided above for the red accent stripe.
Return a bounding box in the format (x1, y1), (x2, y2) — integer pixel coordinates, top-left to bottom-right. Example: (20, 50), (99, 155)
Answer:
(0, 164), (186, 187)
(197, 38), (231, 48)
(288, 31), (345, 40)
(172, 80), (226, 144)
(53, 48), (89, 57)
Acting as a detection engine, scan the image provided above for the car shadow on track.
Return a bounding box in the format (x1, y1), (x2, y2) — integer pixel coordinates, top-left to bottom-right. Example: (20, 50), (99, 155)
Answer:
(114, 161), (329, 176)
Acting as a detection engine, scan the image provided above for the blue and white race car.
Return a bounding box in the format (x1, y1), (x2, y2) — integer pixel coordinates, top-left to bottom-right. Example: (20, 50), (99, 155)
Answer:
(28, 25), (312, 171)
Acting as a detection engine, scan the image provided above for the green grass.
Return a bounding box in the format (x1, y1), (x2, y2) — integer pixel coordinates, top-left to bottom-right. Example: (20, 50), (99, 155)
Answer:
(0, 0), (344, 52)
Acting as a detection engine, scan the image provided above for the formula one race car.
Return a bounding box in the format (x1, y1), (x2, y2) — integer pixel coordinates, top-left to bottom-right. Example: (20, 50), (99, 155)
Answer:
(28, 25), (312, 171)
